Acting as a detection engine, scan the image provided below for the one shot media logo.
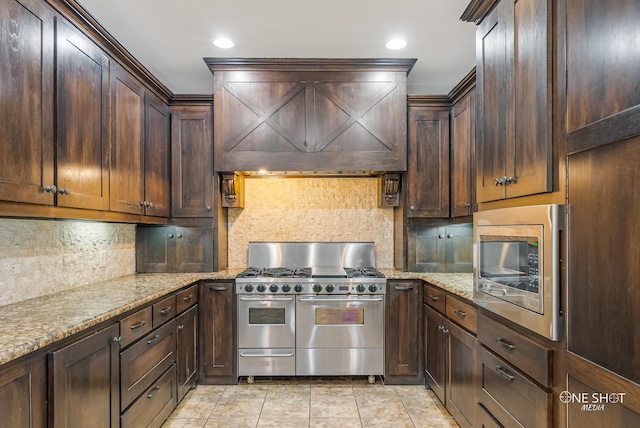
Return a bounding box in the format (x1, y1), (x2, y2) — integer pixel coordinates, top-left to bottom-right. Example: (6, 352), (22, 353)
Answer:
(559, 391), (626, 411)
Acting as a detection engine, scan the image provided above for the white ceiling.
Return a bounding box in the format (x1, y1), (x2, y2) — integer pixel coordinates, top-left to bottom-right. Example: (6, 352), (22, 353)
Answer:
(76, 0), (477, 95)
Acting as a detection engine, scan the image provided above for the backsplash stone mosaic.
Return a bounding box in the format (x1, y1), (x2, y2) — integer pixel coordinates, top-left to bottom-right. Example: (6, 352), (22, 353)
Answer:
(227, 177), (394, 268)
(0, 219), (135, 306)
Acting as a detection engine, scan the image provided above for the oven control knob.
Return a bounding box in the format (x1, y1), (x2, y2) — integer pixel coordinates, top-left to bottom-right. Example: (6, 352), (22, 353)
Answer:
(256, 284), (266, 293)
(269, 284), (279, 293)
(294, 284), (304, 293)
(282, 284), (291, 293)
(313, 284), (323, 293)
(325, 284), (334, 293)
(368, 284), (378, 293)
(244, 284), (254, 292)
(356, 284), (366, 293)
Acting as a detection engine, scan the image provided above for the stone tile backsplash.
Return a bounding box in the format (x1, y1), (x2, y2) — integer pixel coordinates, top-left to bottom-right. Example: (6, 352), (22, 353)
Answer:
(227, 177), (394, 268)
(0, 219), (135, 306)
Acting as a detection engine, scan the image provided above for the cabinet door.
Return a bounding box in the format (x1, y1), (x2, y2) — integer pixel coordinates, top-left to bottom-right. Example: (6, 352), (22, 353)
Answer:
(200, 282), (236, 384)
(171, 105), (213, 217)
(0, 352), (47, 428)
(447, 321), (477, 428)
(50, 324), (119, 428)
(109, 63), (144, 214)
(409, 227), (445, 272)
(424, 304), (447, 403)
(476, 2), (508, 203)
(451, 89), (475, 217)
(55, 18), (109, 210)
(143, 93), (170, 217)
(407, 107), (450, 217)
(175, 226), (213, 272)
(135, 225), (175, 273)
(0, 0), (55, 205)
(385, 281), (423, 384)
(444, 225), (473, 273)
(176, 305), (198, 401)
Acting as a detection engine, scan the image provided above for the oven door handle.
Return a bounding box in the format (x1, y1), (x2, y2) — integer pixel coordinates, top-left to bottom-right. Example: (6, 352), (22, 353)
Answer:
(297, 296), (384, 302)
(238, 296), (294, 301)
(239, 351), (295, 357)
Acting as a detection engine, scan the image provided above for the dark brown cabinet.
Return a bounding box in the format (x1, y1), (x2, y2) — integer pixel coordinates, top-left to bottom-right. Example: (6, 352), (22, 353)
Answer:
(385, 280), (423, 384)
(406, 103), (450, 218)
(424, 284), (478, 428)
(407, 224), (473, 273)
(207, 59), (413, 173)
(143, 93), (171, 217)
(55, 18), (110, 210)
(171, 105), (214, 218)
(199, 281), (236, 384)
(475, 0), (552, 202)
(0, 0), (55, 206)
(50, 323), (120, 428)
(135, 222), (214, 273)
(0, 352), (47, 428)
(176, 304), (198, 401)
(450, 88), (475, 217)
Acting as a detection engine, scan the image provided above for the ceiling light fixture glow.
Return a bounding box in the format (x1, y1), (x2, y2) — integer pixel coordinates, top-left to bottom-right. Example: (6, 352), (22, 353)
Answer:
(386, 38), (407, 50)
(213, 37), (234, 49)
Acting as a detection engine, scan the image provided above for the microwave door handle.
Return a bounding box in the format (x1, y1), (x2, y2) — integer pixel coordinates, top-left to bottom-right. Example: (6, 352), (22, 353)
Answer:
(485, 289), (507, 297)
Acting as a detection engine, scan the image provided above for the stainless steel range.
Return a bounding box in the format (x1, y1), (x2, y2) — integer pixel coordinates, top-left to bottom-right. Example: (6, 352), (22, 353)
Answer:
(236, 242), (386, 383)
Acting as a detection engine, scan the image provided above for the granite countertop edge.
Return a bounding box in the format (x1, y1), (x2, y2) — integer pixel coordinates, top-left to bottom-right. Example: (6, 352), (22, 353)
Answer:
(0, 269), (472, 366)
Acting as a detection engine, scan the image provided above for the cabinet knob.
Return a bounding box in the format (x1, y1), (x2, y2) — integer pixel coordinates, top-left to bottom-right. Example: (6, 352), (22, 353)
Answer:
(58, 188), (70, 195)
(447, 233), (454, 238)
(494, 177), (504, 186)
(464, 203), (471, 208)
(177, 324), (184, 331)
(167, 233), (174, 238)
(206, 205), (212, 211)
(112, 336), (122, 344)
(409, 205), (416, 211)
(140, 201), (145, 206)
(438, 234), (445, 239)
(176, 234), (183, 238)
(505, 176), (517, 185)
(45, 185), (58, 193)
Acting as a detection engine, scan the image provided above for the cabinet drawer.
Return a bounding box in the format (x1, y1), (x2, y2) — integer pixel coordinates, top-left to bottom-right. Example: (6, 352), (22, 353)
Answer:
(120, 319), (176, 410)
(424, 284), (446, 313)
(120, 306), (153, 348)
(446, 296), (477, 334)
(478, 347), (550, 428)
(153, 295), (177, 328)
(478, 313), (551, 387)
(176, 284), (198, 313)
(121, 364), (177, 428)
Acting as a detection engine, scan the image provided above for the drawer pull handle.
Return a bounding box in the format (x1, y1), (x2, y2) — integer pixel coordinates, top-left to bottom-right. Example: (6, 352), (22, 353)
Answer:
(183, 295), (193, 301)
(454, 309), (466, 318)
(496, 365), (515, 381)
(130, 321), (146, 330)
(496, 337), (516, 351)
(146, 335), (160, 345)
(394, 285), (413, 291)
(159, 306), (172, 315)
(147, 385), (160, 399)
(210, 286), (228, 291)
(429, 295), (439, 302)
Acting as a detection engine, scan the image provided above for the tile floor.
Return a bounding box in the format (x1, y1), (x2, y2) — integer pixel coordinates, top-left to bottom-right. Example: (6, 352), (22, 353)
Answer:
(163, 377), (460, 428)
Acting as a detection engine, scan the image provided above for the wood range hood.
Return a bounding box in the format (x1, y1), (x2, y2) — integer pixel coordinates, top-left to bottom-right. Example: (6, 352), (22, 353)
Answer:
(204, 58), (416, 175)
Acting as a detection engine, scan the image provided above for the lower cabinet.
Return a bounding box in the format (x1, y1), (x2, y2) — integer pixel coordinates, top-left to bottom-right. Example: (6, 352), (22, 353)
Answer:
(385, 280), (423, 384)
(50, 323), (120, 428)
(176, 305), (199, 401)
(0, 352), (47, 428)
(200, 280), (237, 384)
(423, 283), (478, 428)
(121, 365), (177, 428)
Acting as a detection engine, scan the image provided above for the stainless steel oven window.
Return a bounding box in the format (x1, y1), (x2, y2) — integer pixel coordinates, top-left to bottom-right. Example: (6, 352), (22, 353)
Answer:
(249, 307), (286, 325)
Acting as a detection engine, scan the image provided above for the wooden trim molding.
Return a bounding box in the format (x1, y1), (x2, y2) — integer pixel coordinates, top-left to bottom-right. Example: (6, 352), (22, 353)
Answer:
(204, 58), (417, 74)
(448, 67), (476, 104)
(460, 0), (500, 24)
(406, 95), (450, 109)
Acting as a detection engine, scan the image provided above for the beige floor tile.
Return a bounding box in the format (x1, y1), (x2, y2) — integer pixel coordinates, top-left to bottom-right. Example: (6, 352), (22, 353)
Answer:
(355, 396), (407, 419)
(220, 385), (269, 400)
(260, 396), (310, 419)
(394, 385), (431, 397)
(257, 418), (310, 427)
(310, 418), (362, 428)
(411, 415), (459, 428)
(204, 418), (258, 428)
(266, 384), (311, 398)
(161, 417), (207, 428)
(211, 398), (265, 419)
(310, 396), (360, 419)
(171, 399), (217, 419)
(361, 417), (415, 428)
(353, 384), (398, 399)
(310, 385), (355, 397)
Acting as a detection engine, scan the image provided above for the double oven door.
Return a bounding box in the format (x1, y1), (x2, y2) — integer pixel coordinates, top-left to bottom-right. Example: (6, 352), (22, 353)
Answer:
(237, 295), (295, 376)
(295, 294), (385, 376)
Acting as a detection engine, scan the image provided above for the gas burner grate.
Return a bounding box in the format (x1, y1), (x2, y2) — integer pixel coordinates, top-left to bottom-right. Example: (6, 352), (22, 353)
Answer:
(344, 267), (385, 278)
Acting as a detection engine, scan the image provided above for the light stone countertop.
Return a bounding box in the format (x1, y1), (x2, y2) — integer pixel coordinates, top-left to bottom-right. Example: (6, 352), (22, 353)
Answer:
(0, 269), (472, 367)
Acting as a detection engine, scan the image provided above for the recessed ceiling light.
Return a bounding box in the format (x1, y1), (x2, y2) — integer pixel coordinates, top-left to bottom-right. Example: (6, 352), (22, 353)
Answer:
(386, 38), (407, 50)
(213, 37), (234, 49)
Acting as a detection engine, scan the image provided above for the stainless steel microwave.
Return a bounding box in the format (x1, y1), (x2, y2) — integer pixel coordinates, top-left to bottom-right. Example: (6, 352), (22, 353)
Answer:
(473, 204), (563, 341)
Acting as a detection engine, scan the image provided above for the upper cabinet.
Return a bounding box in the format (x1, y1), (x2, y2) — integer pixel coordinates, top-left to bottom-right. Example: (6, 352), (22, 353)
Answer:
(143, 93), (171, 217)
(474, 0), (552, 202)
(205, 59), (415, 173)
(406, 100), (450, 218)
(450, 87), (476, 217)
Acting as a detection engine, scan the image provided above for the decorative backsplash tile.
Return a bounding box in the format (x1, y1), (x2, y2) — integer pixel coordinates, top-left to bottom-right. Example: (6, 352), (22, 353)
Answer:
(227, 177), (394, 268)
(0, 219), (135, 306)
